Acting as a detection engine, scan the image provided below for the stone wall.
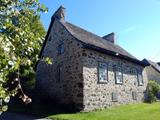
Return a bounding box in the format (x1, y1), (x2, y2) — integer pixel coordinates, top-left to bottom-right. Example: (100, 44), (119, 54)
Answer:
(145, 66), (160, 84)
(36, 19), (84, 109)
(82, 49), (148, 111)
(36, 18), (148, 111)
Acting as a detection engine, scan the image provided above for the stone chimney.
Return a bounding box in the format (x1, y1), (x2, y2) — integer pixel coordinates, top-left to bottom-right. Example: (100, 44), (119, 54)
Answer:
(102, 32), (115, 44)
(52, 5), (66, 22)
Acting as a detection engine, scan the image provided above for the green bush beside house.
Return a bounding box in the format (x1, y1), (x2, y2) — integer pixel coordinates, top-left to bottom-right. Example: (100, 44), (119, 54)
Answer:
(147, 80), (160, 103)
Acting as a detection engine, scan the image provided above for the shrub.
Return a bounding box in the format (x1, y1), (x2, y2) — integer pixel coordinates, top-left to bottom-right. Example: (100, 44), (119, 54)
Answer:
(147, 80), (160, 103)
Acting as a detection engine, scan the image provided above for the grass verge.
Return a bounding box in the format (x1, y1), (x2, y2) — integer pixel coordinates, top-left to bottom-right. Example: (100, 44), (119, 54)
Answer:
(48, 102), (160, 120)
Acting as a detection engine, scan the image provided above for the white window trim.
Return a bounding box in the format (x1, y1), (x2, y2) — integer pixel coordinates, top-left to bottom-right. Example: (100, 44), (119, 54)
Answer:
(114, 65), (123, 84)
(98, 62), (108, 83)
(137, 70), (143, 86)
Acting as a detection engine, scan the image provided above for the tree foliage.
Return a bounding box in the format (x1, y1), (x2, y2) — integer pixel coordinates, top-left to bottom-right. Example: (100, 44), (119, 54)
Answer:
(0, 0), (47, 112)
(147, 80), (160, 103)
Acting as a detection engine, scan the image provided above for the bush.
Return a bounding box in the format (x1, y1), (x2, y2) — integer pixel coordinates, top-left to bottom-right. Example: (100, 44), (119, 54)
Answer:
(147, 80), (160, 103)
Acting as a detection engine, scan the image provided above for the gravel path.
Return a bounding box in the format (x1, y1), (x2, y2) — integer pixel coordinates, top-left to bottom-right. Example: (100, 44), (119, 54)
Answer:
(0, 112), (51, 120)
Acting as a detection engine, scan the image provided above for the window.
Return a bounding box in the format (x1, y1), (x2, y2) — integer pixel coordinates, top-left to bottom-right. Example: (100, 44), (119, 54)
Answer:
(132, 92), (137, 100)
(112, 92), (118, 102)
(98, 62), (108, 83)
(114, 65), (123, 84)
(137, 69), (143, 86)
(130, 68), (136, 75)
(58, 43), (64, 55)
(56, 65), (62, 83)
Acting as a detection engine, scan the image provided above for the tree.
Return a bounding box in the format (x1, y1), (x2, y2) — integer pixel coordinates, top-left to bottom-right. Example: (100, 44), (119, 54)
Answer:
(0, 0), (48, 112)
(147, 80), (160, 103)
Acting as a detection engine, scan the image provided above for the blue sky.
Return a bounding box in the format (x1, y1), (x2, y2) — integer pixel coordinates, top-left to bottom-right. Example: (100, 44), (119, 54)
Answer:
(39, 0), (160, 62)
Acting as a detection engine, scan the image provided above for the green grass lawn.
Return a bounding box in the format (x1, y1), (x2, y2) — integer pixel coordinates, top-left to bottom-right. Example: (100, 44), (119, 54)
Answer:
(48, 103), (160, 120)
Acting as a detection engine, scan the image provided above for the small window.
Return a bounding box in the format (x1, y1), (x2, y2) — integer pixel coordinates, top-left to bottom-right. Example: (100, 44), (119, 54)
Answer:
(114, 65), (123, 84)
(98, 62), (108, 83)
(130, 68), (136, 75)
(56, 65), (62, 83)
(137, 69), (143, 86)
(112, 92), (118, 102)
(58, 44), (64, 55)
(132, 92), (137, 100)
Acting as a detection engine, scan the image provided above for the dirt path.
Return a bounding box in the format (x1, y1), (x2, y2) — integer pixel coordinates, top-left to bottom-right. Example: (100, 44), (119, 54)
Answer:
(0, 112), (51, 120)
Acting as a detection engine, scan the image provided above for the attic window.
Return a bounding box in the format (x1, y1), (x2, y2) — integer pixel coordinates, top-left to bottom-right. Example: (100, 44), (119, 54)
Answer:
(98, 62), (108, 83)
(58, 43), (64, 55)
(114, 65), (123, 84)
(137, 69), (143, 86)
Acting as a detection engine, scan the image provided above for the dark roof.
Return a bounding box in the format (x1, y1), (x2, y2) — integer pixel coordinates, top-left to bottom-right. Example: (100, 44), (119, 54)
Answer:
(62, 22), (136, 59)
(143, 59), (160, 73)
(38, 5), (148, 67)
(60, 21), (147, 66)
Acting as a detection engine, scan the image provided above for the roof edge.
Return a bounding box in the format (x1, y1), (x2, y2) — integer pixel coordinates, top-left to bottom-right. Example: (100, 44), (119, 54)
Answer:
(142, 59), (160, 73)
(59, 21), (148, 67)
(83, 44), (148, 67)
(38, 18), (55, 58)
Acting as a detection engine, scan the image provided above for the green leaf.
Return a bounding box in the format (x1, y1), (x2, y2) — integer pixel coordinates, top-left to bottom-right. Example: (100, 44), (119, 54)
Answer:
(0, 0), (47, 111)
(41, 4), (45, 10)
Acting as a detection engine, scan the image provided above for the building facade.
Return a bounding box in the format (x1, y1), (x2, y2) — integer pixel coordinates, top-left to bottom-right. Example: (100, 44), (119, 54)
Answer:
(36, 6), (148, 111)
(143, 59), (160, 84)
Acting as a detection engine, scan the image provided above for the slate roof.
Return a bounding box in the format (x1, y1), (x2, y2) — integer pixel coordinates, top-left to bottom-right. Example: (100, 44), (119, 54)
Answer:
(60, 21), (147, 66)
(143, 59), (160, 73)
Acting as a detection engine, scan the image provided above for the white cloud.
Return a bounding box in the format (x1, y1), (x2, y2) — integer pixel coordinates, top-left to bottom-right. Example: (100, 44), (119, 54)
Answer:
(119, 25), (138, 34)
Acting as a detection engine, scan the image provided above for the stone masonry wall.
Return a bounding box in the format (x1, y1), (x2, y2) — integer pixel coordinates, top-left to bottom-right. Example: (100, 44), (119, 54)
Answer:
(82, 49), (148, 111)
(36, 20), (84, 109)
(145, 66), (160, 84)
(36, 18), (149, 111)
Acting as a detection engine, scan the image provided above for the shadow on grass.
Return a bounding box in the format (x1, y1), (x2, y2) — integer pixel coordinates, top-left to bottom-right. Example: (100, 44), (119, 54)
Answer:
(0, 112), (37, 120)
(7, 97), (79, 119)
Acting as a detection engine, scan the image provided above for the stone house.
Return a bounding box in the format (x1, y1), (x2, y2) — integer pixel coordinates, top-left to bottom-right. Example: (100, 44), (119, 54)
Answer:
(36, 6), (148, 111)
(143, 59), (160, 84)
